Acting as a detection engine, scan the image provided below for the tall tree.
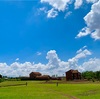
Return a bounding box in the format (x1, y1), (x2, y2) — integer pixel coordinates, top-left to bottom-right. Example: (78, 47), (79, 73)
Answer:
(82, 71), (95, 80)
(0, 74), (2, 78)
(95, 71), (100, 80)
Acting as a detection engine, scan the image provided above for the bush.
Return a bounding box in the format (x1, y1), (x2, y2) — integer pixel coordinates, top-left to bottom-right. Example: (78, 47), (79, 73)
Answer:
(0, 78), (5, 83)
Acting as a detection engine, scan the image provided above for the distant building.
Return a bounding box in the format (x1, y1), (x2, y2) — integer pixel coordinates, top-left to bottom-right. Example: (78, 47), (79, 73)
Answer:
(65, 69), (81, 80)
(29, 72), (42, 79)
(29, 72), (51, 80)
(36, 75), (50, 80)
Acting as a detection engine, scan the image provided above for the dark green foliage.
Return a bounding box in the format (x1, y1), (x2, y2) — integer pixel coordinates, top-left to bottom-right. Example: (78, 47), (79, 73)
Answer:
(0, 78), (5, 83)
(0, 74), (3, 83)
(82, 71), (100, 81)
(95, 71), (100, 80)
(0, 74), (2, 78)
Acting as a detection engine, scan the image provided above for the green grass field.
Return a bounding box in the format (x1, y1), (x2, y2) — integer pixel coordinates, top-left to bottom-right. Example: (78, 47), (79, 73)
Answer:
(0, 81), (100, 99)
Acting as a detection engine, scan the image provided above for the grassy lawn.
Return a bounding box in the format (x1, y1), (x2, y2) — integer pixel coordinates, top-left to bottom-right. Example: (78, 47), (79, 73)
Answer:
(0, 81), (100, 99)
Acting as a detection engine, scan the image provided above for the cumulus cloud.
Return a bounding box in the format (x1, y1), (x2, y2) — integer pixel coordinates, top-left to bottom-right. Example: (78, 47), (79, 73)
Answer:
(40, 0), (98, 18)
(0, 50), (68, 77)
(0, 47), (96, 77)
(76, 0), (100, 40)
(68, 48), (92, 69)
(64, 11), (72, 19)
(39, 7), (46, 11)
(76, 27), (91, 38)
(79, 58), (100, 71)
(47, 8), (58, 18)
(76, 46), (87, 54)
(46, 50), (67, 75)
(0, 62), (47, 77)
(41, 0), (71, 11)
(37, 52), (42, 56)
(40, 0), (72, 18)
(16, 58), (19, 61)
(86, 0), (98, 3)
(75, 49), (91, 59)
(74, 0), (83, 9)
(40, 0), (99, 18)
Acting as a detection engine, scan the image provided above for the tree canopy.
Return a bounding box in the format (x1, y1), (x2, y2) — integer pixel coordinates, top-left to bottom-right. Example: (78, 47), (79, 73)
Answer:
(0, 74), (2, 78)
(82, 71), (100, 81)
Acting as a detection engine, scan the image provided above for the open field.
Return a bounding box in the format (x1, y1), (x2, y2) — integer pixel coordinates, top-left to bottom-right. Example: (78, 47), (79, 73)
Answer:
(0, 81), (100, 99)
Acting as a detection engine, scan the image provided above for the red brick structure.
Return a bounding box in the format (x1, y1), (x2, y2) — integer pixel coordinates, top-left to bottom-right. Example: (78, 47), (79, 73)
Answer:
(65, 69), (81, 80)
(36, 75), (50, 80)
(29, 72), (42, 79)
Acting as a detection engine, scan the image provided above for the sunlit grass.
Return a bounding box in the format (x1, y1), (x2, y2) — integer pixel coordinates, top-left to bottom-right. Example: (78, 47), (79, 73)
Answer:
(0, 81), (100, 99)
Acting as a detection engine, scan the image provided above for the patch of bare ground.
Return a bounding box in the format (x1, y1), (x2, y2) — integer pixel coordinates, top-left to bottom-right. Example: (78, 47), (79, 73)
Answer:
(42, 80), (100, 84)
(79, 89), (99, 96)
(59, 92), (79, 99)
(48, 89), (79, 99)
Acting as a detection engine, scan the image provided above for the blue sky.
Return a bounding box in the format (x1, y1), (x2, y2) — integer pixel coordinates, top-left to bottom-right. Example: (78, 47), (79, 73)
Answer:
(0, 0), (100, 77)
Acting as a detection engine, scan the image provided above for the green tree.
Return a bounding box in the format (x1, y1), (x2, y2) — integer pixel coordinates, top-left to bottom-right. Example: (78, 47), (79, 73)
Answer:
(95, 71), (100, 80)
(0, 74), (2, 78)
(82, 71), (95, 80)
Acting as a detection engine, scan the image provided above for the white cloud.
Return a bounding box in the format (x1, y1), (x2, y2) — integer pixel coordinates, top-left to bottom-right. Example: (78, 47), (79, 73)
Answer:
(76, 0), (100, 40)
(76, 27), (91, 38)
(41, 0), (71, 11)
(16, 58), (19, 61)
(86, 0), (98, 3)
(39, 7), (46, 11)
(40, 0), (72, 18)
(79, 58), (100, 71)
(46, 50), (69, 75)
(0, 50), (68, 77)
(68, 48), (92, 69)
(40, 0), (99, 18)
(46, 50), (61, 70)
(76, 46), (87, 54)
(39, 7), (58, 18)
(0, 47), (96, 77)
(39, 7), (47, 14)
(37, 52), (42, 56)
(64, 11), (72, 19)
(75, 49), (92, 59)
(47, 8), (58, 18)
(71, 48), (91, 62)
(74, 0), (83, 9)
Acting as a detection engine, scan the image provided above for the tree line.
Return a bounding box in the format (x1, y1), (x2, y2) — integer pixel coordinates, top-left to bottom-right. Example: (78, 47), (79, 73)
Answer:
(82, 71), (100, 81)
(1, 71), (100, 82)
